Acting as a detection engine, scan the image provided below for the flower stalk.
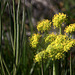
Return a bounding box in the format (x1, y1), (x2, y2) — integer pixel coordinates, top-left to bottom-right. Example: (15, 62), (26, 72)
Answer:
(41, 58), (44, 75)
(70, 52), (72, 75)
(53, 61), (56, 75)
(70, 35), (72, 75)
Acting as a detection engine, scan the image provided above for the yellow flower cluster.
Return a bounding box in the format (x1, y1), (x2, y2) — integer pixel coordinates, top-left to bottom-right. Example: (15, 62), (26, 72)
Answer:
(64, 23), (75, 33)
(64, 39), (75, 52)
(55, 53), (65, 60)
(29, 13), (75, 63)
(34, 50), (46, 62)
(30, 33), (41, 48)
(52, 13), (67, 28)
(34, 34), (75, 62)
(37, 19), (51, 32)
(46, 34), (74, 60)
(45, 32), (57, 43)
(53, 34), (68, 44)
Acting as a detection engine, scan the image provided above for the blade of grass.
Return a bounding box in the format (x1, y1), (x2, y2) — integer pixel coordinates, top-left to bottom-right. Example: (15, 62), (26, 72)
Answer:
(12, 0), (17, 74)
(8, 0), (14, 49)
(14, 0), (21, 75)
(1, 60), (5, 75)
(16, 0), (21, 66)
(2, 58), (10, 75)
(12, 0), (16, 58)
(21, 0), (27, 74)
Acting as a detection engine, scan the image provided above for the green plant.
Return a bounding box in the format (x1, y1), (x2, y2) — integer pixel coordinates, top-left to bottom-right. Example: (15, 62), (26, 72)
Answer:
(29, 13), (75, 75)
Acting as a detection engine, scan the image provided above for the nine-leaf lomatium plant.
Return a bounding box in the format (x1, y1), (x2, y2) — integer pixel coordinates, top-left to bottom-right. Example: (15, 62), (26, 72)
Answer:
(29, 13), (75, 75)
(0, 0), (75, 75)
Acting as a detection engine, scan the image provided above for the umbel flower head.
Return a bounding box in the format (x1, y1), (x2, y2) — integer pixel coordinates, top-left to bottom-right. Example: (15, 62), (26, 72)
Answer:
(46, 34), (68, 60)
(37, 19), (51, 33)
(46, 34), (75, 60)
(34, 50), (46, 62)
(64, 23), (75, 33)
(30, 33), (41, 48)
(34, 33), (75, 63)
(45, 32), (57, 43)
(52, 13), (67, 28)
(64, 39), (75, 52)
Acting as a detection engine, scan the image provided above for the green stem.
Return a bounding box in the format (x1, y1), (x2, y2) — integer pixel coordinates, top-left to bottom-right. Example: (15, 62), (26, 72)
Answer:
(49, 66), (51, 75)
(65, 53), (67, 75)
(30, 62), (36, 75)
(59, 26), (62, 34)
(53, 60), (59, 75)
(70, 51), (72, 75)
(41, 59), (44, 75)
(53, 61), (56, 75)
(69, 35), (72, 75)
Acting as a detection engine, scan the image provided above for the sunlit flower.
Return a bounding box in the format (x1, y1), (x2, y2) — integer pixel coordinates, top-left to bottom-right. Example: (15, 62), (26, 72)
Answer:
(30, 33), (41, 48)
(37, 19), (51, 32)
(34, 50), (46, 62)
(64, 23), (75, 33)
(52, 13), (67, 28)
(45, 32), (57, 43)
(45, 34), (74, 60)
(64, 39), (75, 52)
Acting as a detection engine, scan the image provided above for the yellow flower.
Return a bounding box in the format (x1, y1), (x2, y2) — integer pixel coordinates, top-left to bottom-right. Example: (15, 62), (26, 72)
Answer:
(34, 50), (46, 62)
(46, 34), (74, 60)
(52, 13), (67, 28)
(64, 23), (75, 33)
(64, 39), (75, 52)
(45, 32), (57, 43)
(30, 33), (41, 48)
(55, 53), (64, 60)
(37, 19), (51, 32)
